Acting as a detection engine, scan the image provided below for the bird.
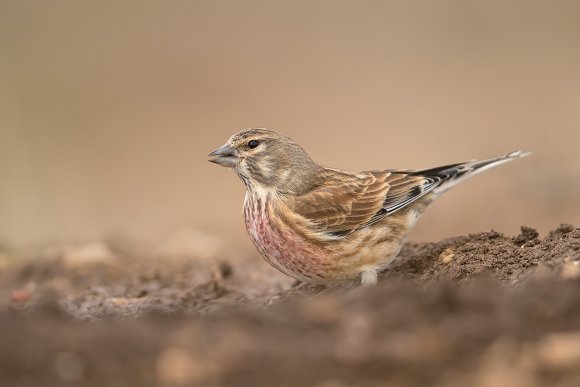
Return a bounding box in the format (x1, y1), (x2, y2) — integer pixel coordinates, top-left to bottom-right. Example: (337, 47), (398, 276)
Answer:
(209, 128), (529, 286)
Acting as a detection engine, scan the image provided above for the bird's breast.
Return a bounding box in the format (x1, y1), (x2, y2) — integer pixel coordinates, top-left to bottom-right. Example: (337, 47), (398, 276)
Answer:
(243, 192), (329, 282)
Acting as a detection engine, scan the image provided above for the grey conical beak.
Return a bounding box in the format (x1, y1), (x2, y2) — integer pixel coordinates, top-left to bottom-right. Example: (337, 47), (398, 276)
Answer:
(208, 144), (238, 167)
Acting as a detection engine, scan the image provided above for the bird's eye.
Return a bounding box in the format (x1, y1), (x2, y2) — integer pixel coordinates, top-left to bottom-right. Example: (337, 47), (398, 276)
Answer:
(247, 140), (260, 149)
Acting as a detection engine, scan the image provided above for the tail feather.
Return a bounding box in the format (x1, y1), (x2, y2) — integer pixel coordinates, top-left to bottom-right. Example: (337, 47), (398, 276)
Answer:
(418, 151), (531, 195)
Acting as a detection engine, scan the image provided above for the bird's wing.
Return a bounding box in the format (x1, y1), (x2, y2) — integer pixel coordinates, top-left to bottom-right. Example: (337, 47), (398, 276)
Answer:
(292, 151), (529, 236)
(291, 168), (444, 235)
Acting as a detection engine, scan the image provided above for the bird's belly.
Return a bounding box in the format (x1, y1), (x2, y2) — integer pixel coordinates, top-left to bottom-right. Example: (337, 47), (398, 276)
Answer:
(244, 197), (409, 284)
(243, 201), (404, 284)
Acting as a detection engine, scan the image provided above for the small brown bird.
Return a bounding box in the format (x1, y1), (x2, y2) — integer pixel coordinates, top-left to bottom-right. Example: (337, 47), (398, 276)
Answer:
(209, 128), (529, 286)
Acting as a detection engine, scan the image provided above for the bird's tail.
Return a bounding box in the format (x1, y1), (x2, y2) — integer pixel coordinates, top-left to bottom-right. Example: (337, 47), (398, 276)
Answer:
(412, 150), (531, 196)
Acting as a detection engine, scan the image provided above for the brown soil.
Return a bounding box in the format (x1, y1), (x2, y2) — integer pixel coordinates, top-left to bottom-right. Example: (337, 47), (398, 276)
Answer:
(1, 225), (579, 387)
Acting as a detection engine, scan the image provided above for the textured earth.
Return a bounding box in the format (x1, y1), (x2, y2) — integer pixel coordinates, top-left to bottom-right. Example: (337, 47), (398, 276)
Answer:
(1, 225), (579, 387)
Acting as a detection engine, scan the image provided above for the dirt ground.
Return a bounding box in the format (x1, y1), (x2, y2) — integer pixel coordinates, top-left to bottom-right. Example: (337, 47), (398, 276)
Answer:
(0, 224), (579, 387)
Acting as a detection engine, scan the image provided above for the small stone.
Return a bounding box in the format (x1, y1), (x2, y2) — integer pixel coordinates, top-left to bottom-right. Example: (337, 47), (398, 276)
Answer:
(108, 297), (143, 306)
(561, 259), (580, 279)
(10, 282), (37, 303)
(536, 332), (580, 369)
(439, 248), (455, 264)
(63, 242), (116, 267)
(11, 289), (32, 303)
(155, 347), (217, 385)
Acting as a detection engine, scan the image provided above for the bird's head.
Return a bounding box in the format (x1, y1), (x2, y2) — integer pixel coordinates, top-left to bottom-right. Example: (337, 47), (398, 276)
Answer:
(209, 128), (320, 194)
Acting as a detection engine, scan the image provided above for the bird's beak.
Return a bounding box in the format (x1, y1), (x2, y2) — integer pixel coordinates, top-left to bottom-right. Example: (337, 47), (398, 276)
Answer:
(208, 144), (238, 167)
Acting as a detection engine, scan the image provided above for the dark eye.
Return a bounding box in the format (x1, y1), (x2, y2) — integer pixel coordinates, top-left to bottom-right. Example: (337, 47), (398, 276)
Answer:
(247, 140), (260, 149)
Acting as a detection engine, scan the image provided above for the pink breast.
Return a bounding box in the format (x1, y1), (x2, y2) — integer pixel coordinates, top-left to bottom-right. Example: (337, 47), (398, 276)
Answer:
(244, 201), (325, 282)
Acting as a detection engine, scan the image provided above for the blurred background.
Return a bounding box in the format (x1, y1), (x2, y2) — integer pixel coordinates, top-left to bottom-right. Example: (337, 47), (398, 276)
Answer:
(1, 0), (579, 249)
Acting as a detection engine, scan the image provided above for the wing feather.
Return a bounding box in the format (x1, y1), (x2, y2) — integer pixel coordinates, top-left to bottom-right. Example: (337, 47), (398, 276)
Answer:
(291, 168), (442, 235)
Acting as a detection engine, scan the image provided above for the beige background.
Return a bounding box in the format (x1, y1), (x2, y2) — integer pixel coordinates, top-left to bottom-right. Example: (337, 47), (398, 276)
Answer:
(1, 0), (579, 248)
